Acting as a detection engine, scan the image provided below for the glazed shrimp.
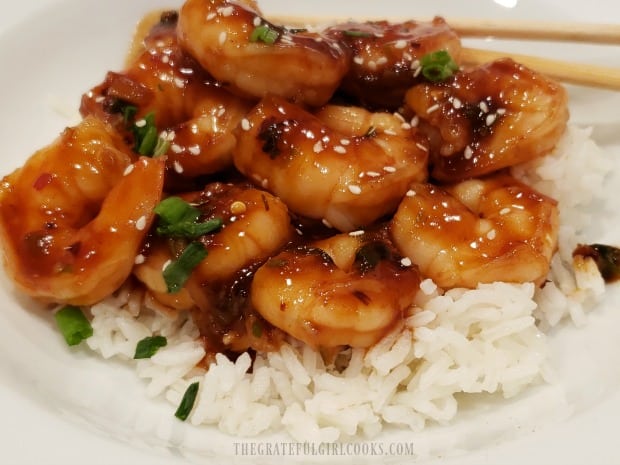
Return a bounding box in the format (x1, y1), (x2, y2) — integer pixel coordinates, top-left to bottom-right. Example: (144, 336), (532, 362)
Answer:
(405, 58), (569, 182)
(391, 173), (559, 289)
(147, 182), (295, 353)
(177, 0), (350, 106)
(251, 228), (420, 349)
(233, 95), (429, 232)
(324, 17), (461, 110)
(0, 117), (165, 305)
(81, 10), (252, 178)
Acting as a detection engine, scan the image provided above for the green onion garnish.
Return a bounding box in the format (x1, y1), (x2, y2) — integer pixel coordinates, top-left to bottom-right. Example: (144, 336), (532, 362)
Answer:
(250, 24), (280, 45)
(54, 305), (93, 346)
(163, 242), (208, 293)
(132, 111), (169, 156)
(122, 104), (138, 126)
(154, 196), (223, 238)
(420, 50), (459, 82)
(134, 335), (168, 359)
(175, 382), (200, 421)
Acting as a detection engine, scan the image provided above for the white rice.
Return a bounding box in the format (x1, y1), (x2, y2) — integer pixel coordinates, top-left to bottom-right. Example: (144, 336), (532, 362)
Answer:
(85, 124), (612, 441)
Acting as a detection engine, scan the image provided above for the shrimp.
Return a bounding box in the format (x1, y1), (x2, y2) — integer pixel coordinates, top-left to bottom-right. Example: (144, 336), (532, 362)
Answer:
(233, 95), (429, 232)
(81, 10), (252, 178)
(324, 17), (461, 110)
(156, 182), (295, 353)
(177, 0), (351, 106)
(404, 58), (569, 182)
(0, 117), (165, 305)
(390, 173), (559, 289)
(251, 228), (421, 349)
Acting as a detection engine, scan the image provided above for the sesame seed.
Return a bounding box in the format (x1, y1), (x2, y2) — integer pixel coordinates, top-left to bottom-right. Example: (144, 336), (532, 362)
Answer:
(95, 96), (105, 103)
(230, 201), (247, 215)
(464, 145), (473, 160)
(219, 31), (227, 45)
(322, 218), (333, 228)
(486, 229), (497, 240)
(340, 138), (350, 146)
(162, 259), (172, 271)
(161, 55), (170, 64)
(416, 142), (429, 152)
(261, 179), (269, 189)
(401, 123), (412, 130)
(217, 107), (226, 117)
(164, 130), (176, 141)
(426, 103), (440, 114)
(349, 230), (365, 237)
(348, 185), (362, 195)
(334, 145), (347, 154)
(188, 145), (201, 155)
(135, 119), (147, 128)
(366, 171), (381, 177)
(218, 5), (234, 16)
(174, 77), (185, 88)
(497, 108), (506, 115)
(394, 39), (407, 49)
(123, 165), (134, 176)
(135, 215), (147, 231)
(485, 114), (497, 126)
(353, 56), (364, 65)
(376, 56), (388, 65)
(238, 231), (246, 237)
(499, 207), (511, 215)
(479, 101), (489, 113)
(420, 278), (437, 295)
(206, 12), (217, 21)
(253, 16), (261, 27)
(410, 115), (419, 127)
(313, 141), (324, 153)
(383, 166), (396, 173)
(400, 257), (413, 267)
(384, 129), (397, 136)
(241, 118), (251, 131)
(173, 161), (184, 174)
(452, 97), (462, 109)
(406, 189), (416, 197)
(393, 112), (406, 123)
(171, 144), (183, 154)
(134, 254), (146, 265)
(411, 59), (420, 70)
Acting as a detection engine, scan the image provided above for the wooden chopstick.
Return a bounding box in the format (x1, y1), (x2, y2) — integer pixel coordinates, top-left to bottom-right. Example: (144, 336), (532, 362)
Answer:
(461, 47), (620, 91)
(271, 15), (620, 45)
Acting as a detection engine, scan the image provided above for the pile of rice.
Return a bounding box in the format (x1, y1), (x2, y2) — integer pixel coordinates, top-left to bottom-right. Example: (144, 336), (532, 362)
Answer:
(85, 125), (612, 442)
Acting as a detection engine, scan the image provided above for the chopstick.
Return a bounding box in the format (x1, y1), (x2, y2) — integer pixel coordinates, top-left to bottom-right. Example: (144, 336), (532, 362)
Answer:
(461, 47), (620, 91)
(269, 15), (620, 90)
(271, 15), (620, 44)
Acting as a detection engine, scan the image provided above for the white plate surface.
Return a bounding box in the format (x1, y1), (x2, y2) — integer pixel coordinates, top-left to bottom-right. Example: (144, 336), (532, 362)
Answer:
(1, 1), (620, 464)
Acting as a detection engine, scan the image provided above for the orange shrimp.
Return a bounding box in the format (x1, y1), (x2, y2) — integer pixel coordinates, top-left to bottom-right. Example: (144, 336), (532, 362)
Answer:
(0, 117), (165, 305)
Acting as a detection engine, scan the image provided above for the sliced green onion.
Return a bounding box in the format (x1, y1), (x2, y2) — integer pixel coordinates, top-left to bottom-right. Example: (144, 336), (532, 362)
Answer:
(153, 137), (170, 157)
(54, 305), (93, 346)
(122, 104), (138, 126)
(154, 197), (223, 238)
(250, 24), (280, 45)
(252, 321), (263, 338)
(175, 382), (200, 421)
(163, 242), (208, 293)
(354, 241), (391, 274)
(420, 50), (459, 82)
(134, 335), (168, 359)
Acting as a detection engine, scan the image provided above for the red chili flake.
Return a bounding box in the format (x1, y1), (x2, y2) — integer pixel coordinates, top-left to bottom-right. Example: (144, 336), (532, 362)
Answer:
(33, 173), (54, 191)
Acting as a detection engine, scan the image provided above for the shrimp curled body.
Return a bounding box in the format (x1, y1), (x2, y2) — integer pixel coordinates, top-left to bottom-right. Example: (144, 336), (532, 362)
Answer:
(0, 117), (165, 305)
(405, 58), (568, 181)
(177, 0), (351, 106)
(251, 230), (421, 348)
(391, 173), (559, 289)
(234, 95), (429, 232)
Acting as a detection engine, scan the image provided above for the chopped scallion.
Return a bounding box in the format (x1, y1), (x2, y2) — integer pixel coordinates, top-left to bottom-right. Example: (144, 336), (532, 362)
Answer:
(175, 381), (200, 421)
(134, 335), (168, 359)
(132, 111), (169, 157)
(154, 196), (223, 238)
(250, 24), (280, 45)
(163, 242), (208, 293)
(420, 50), (459, 82)
(343, 30), (374, 38)
(54, 305), (93, 346)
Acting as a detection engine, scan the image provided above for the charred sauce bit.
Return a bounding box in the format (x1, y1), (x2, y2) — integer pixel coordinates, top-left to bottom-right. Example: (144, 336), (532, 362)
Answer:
(257, 117), (300, 159)
(573, 243), (620, 282)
